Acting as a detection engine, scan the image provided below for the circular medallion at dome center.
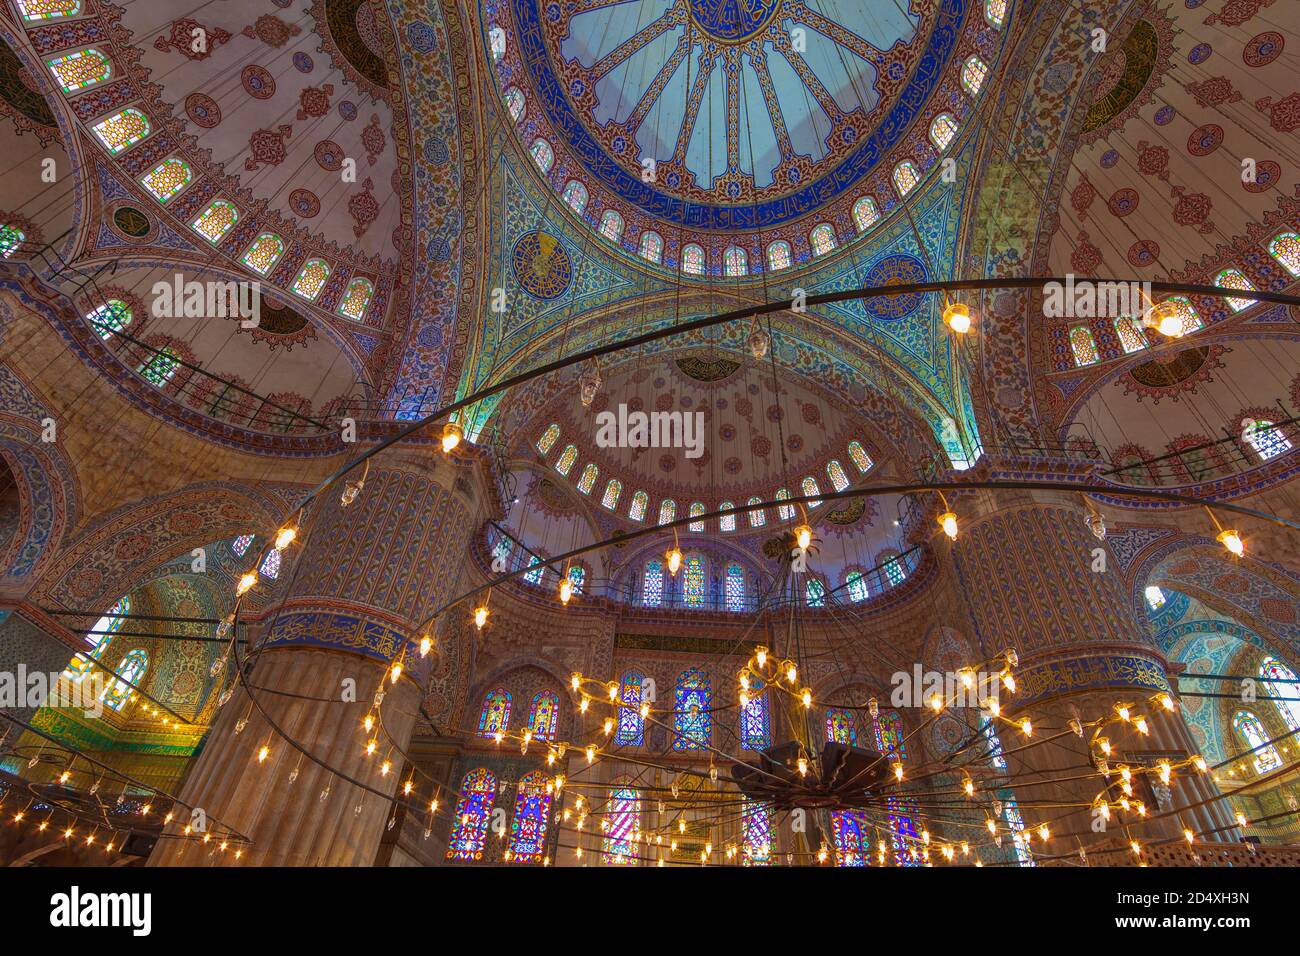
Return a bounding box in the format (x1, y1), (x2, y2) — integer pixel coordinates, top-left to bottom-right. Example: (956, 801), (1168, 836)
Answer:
(687, 0), (781, 44)
(512, 231), (573, 299)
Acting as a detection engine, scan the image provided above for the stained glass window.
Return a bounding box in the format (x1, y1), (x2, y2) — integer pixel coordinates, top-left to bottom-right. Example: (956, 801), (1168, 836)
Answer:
(962, 55), (989, 96)
(527, 691), (559, 740)
(48, 49), (110, 93)
(1233, 711), (1282, 773)
(888, 797), (921, 865)
(658, 499), (676, 525)
(576, 463), (598, 494)
(508, 770), (551, 863)
(231, 534), (253, 557)
(846, 570), (868, 603)
(523, 556), (545, 586)
(929, 113), (958, 151)
(567, 564), (585, 594)
(767, 241), (792, 271)
(562, 180), (587, 216)
(724, 563), (746, 611)
(724, 246), (747, 276)
(985, 0), (1007, 28)
(1162, 296), (1202, 333)
(806, 578), (825, 607)
(826, 708), (857, 744)
(599, 209), (624, 242)
(682, 243), (705, 275)
(1114, 315), (1148, 353)
(892, 161), (920, 197)
(491, 532), (513, 572)
(616, 671), (644, 745)
(138, 348), (180, 386)
(1069, 325), (1099, 366)
(191, 200), (238, 243)
(555, 445), (577, 476)
(601, 786), (640, 864)
(477, 688), (511, 737)
(529, 138), (553, 173)
(719, 501), (736, 533)
(1243, 419), (1291, 460)
(447, 768), (495, 861)
(673, 668), (710, 748)
(683, 554), (705, 608)
(746, 496), (765, 527)
(852, 196), (880, 232)
(1268, 232), (1300, 277)
(338, 277), (374, 321)
(740, 677), (768, 748)
(874, 709), (907, 761)
(639, 231), (663, 263)
(139, 158), (193, 204)
(17, 1), (82, 21)
(86, 300), (131, 339)
(536, 423), (560, 454)
(0, 224), (24, 259)
(826, 460), (849, 492)
(848, 440), (873, 473)
(91, 108), (150, 154)
(601, 478), (622, 510)
(883, 555), (906, 586)
(504, 86), (525, 122)
(629, 490), (648, 521)
(1215, 268), (1256, 312)
(102, 648), (146, 711)
(810, 223), (837, 256)
(641, 559), (664, 607)
(801, 476), (822, 508)
(983, 717), (1007, 769)
(259, 548), (281, 580)
(1261, 659), (1300, 733)
(292, 259), (330, 300)
(241, 233), (284, 275)
(775, 488), (794, 521)
(831, 810), (869, 866)
(64, 595), (128, 679)
(742, 800), (773, 865)
(1001, 796), (1033, 865)
(488, 24), (507, 60)
(688, 501), (705, 532)
(1145, 585), (1166, 609)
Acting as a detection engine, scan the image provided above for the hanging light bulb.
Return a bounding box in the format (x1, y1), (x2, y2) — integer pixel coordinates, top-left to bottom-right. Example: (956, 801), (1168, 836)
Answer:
(666, 546), (683, 575)
(1217, 528), (1244, 557)
(748, 318), (770, 360)
(473, 605), (489, 629)
(340, 478), (364, 508)
(559, 577), (573, 605)
(943, 300), (972, 334)
(1084, 509), (1106, 541)
(937, 511), (958, 540)
(579, 359), (602, 407)
(440, 420), (463, 454)
(419, 634), (433, 657)
(389, 661), (403, 684)
(1143, 300), (1185, 338)
(755, 646), (768, 668)
(800, 688), (813, 708)
(236, 571), (258, 596)
(794, 524), (813, 550)
(273, 526), (297, 551)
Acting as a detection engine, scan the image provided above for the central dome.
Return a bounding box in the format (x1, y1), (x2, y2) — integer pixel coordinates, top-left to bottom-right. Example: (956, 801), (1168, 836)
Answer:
(685, 0), (783, 44)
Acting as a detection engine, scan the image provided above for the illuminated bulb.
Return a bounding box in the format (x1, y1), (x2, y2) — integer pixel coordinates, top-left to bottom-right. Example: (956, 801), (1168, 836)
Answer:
(585, 745), (595, 764)
(236, 572), (258, 596)
(403, 780), (413, 796)
(786, 664), (798, 684)
(639, 702), (650, 718)
(1098, 802), (1111, 821)
(739, 692), (750, 708)
(366, 739), (377, 756)
(986, 699), (1000, 717)
(797, 758), (808, 776)
(389, 661), (402, 684)
(274, 526), (297, 550)
(1184, 828), (1195, 844)
(928, 693), (944, 712)
(1117, 705), (1131, 722)
(1002, 673), (1016, 693)
(493, 731), (503, 744)
(963, 778), (975, 797)
(571, 672), (582, 691)
(986, 819), (997, 835)
(1019, 717), (1032, 737)
(921, 829), (930, 845)
(748, 321), (770, 360)
(794, 524), (812, 550)
(59, 771), (70, 784)
(1236, 812), (1248, 828)
(440, 421), (462, 453)
(473, 605), (489, 629)
(419, 636), (432, 657)
(1119, 766), (1132, 784)
(1144, 300), (1185, 338)
(559, 578), (573, 605)
(943, 301), (972, 334)
(1158, 761), (1172, 784)
(739, 673), (751, 691)
(380, 760), (391, 777)
(1098, 738), (1112, 756)
(1159, 693), (1176, 712)
(1130, 841), (1142, 855)
(894, 763), (904, 782)
(1134, 716), (1149, 736)
(363, 714), (374, 732)
(937, 511), (958, 540)
(666, 547), (683, 575)
(755, 647), (768, 668)
(800, 688), (812, 708)
(1193, 756), (1208, 772)
(257, 745), (269, 763)
(958, 668), (974, 689)
(579, 697), (589, 714)
(1216, 528), (1244, 557)
(603, 718), (614, 736)
(1037, 825), (1049, 842)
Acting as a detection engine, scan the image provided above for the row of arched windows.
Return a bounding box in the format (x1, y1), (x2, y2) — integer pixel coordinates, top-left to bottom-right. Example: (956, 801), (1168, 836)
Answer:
(638, 557), (749, 611)
(1232, 657), (1300, 774)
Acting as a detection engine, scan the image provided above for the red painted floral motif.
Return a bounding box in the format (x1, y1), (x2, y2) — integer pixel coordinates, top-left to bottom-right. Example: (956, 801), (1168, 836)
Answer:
(1183, 76), (1241, 108)
(349, 177), (379, 238)
(154, 19), (231, 60)
(297, 84), (335, 120)
(245, 125), (293, 171)
(1203, 0), (1275, 28)
(1254, 93), (1300, 133)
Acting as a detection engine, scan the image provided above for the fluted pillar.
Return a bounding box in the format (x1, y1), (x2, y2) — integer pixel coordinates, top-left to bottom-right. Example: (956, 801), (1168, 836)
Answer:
(154, 448), (491, 866)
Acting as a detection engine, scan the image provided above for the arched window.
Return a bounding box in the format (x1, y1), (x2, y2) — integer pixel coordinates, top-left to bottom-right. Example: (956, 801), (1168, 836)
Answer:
(65, 595), (128, 679)
(338, 277), (374, 321)
(874, 709), (907, 761)
(477, 688), (511, 737)
(801, 476), (822, 508)
(629, 489), (648, 521)
(17, 1), (82, 21)
(488, 24), (507, 61)
(242, 233), (284, 275)
(831, 810), (870, 866)
(742, 800), (773, 865)
(491, 532), (514, 572)
(0, 224), (25, 258)
(231, 534), (254, 557)
(892, 160), (920, 197)
(673, 668), (711, 749)
(719, 501), (736, 533)
(847, 440), (873, 473)
(1233, 711), (1282, 773)
(102, 648), (147, 711)
(929, 113), (958, 151)
(259, 548), (281, 580)
(191, 199), (238, 243)
(447, 768), (496, 861)
(746, 496), (765, 527)
(639, 231), (663, 263)
(92, 108), (150, 154)
(740, 678), (769, 748)
(601, 785), (640, 864)
(1242, 419), (1291, 460)
(86, 300), (131, 339)
(292, 259), (331, 300)
(724, 563), (746, 611)
(846, 570), (868, 603)
(852, 196), (880, 232)
(883, 554), (907, 586)
(724, 246), (747, 276)
(688, 501), (705, 531)
(536, 423), (560, 454)
(567, 564), (585, 594)
(775, 488), (794, 521)
(523, 555), (546, 586)
(961, 55), (989, 96)
(982, 716), (1007, 769)
(529, 138), (553, 173)
(827, 460), (849, 491)
(810, 223), (837, 256)
(1145, 585), (1166, 609)
(555, 444), (578, 475)
(681, 243), (705, 275)
(504, 86), (525, 121)
(1262, 658), (1300, 733)
(1069, 325), (1099, 366)
(826, 708), (857, 744)
(1215, 268), (1256, 312)
(601, 478), (622, 510)
(1268, 232), (1300, 277)
(138, 348), (180, 386)
(767, 240), (792, 271)
(1114, 315), (1148, 353)
(641, 559), (664, 607)
(616, 671), (644, 745)
(599, 209), (624, 242)
(508, 770), (551, 864)
(658, 499), (676, 525)
(141, 158), (192, 203)
(562, 180), (587, 216)
(527, 691), (559, 740)
(806, 578), (825, 607)
(1000, 795), (1033, 865)
(48, 48), (110, 93)
(985, 0), (1007, 28)
(1159, 295), (1203, 335)
(576, 463), (598, 494)
(683, 554), (706, 608)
